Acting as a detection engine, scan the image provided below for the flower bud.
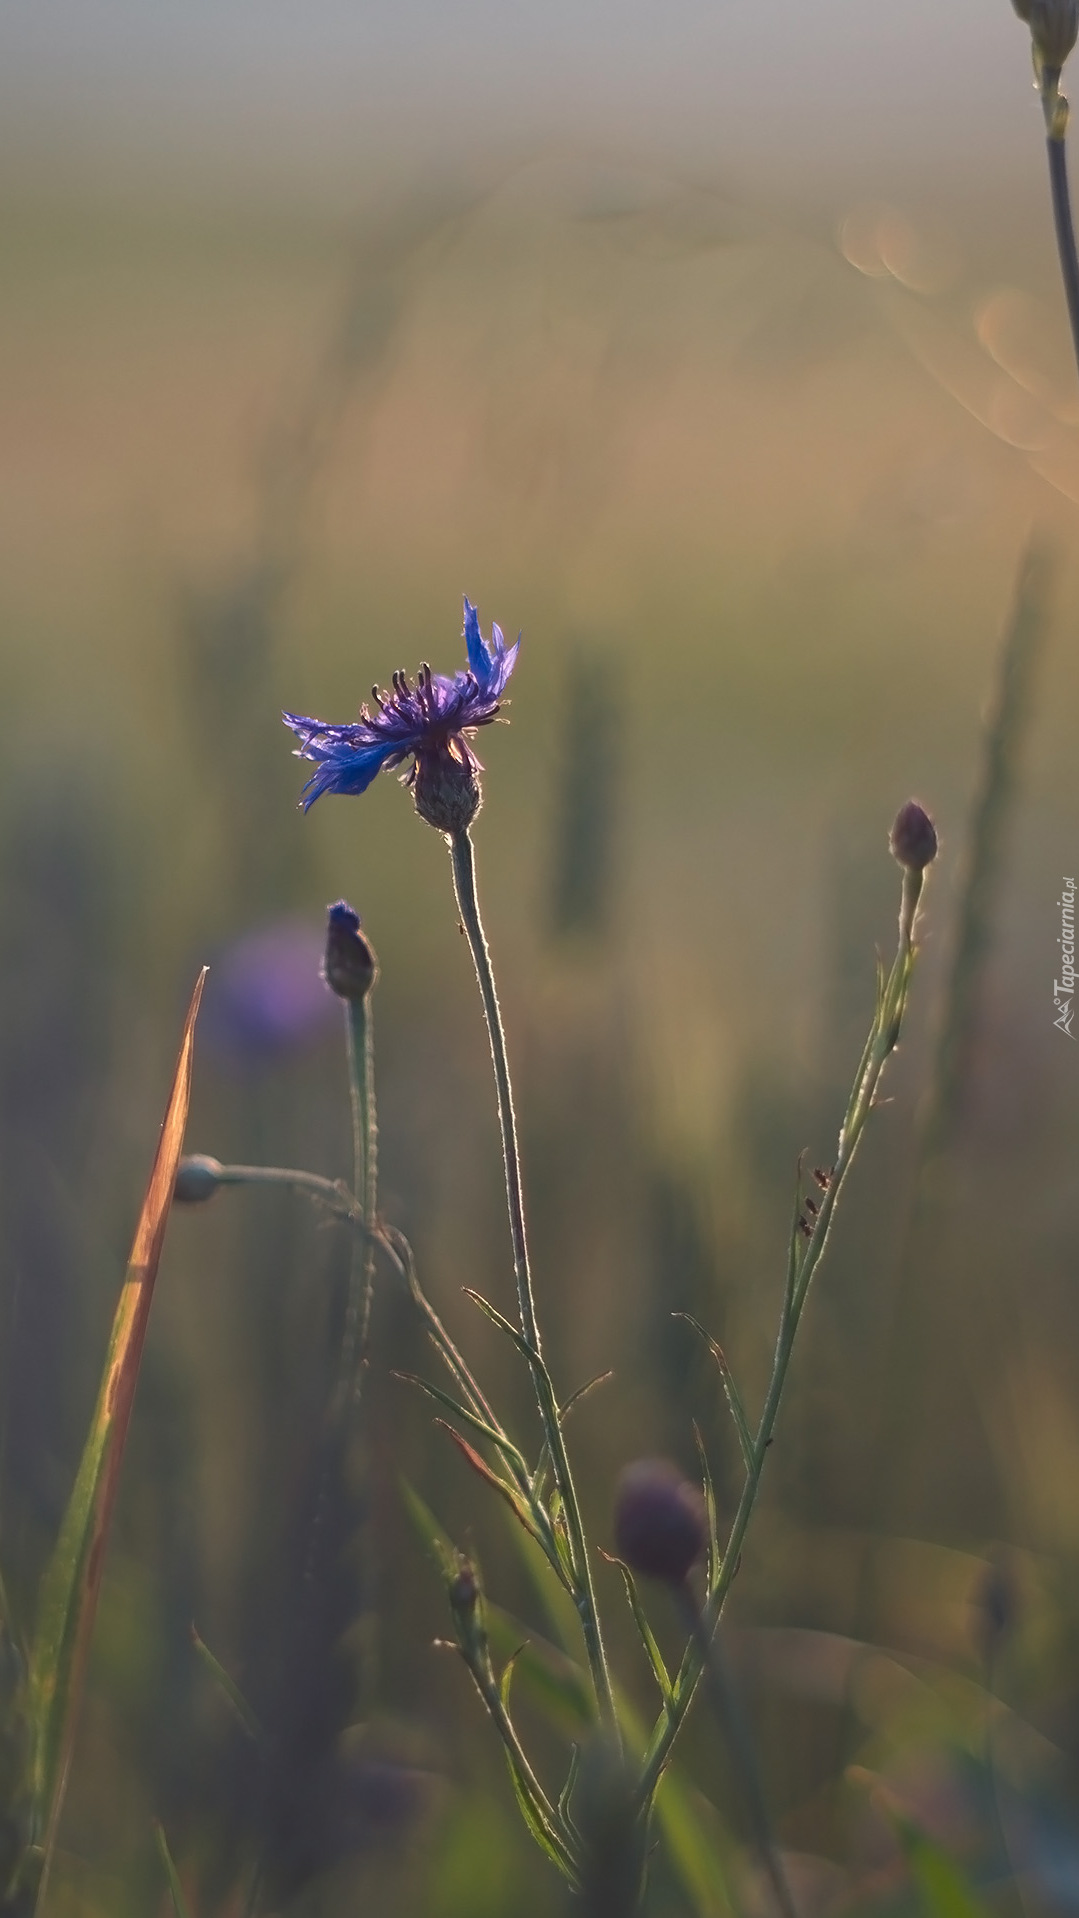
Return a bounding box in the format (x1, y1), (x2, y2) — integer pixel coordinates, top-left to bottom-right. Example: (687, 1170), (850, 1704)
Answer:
(1014, 0), (1079, 71)
(174, 1154), (225, 1204)
(890, 800), (938, 872)
(323, 901), (379, 1002)
(412, 744), (481, 836)
(613, 1459), (708, 1585)
(447, 1555), (488, 1664)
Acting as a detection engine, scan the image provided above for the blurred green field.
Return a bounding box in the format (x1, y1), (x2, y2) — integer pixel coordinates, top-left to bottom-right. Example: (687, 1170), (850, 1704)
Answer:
(1, 157), (1078, 1915)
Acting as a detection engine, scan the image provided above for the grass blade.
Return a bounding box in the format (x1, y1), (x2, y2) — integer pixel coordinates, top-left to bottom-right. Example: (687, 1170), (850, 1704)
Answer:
(601, 1553), (673, 1708)
(392, 1371), (530, 1484)
(190, 1625), (264, 1750)
(153, 1820), (194, 1918)
(676, 1315), (753, 1475)
(25, 971), (206, 1910)
(462, 1287), (535, 1364)
(692, 1423), (721, 1594)
(435, 1422), (548, 1552)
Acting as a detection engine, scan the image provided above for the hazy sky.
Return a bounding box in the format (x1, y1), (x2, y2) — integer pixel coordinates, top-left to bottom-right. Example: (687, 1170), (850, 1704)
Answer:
(0, 1), (1046, 209)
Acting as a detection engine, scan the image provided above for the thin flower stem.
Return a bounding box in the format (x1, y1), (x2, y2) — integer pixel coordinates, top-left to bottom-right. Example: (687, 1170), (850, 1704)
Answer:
(468, 1659), (579, 1880)
(342, 996), (378, 1398)
(1042, 73), (1079, 379)
(448, 826), (620, 1742)
(213, 1163), (357, 1211)
(448, 828), (538, 1353)
(634, 867), (926, 1820)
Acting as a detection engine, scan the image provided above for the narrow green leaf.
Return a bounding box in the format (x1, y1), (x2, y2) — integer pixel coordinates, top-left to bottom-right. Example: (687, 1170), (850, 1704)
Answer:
(393, 1371), (530, 1484)
(692, 1424), (721, 1594)
(489, 1606), (738, 1917)
(398, 1478), (459, 1583)
(498, 1512), (584, 1654)
(26, 972), (206, 1910)
(534, 1372), (614, 1501)
(602, 1553), (673, 1707)
(560, 1371), (614, 1422)
(676, 1316), (753, 1475)
(557, 1745), (582, 1839)
(485, 1609), (593, 1735)
(436, 1422), (547, 1550)
(190, 1626), (264, 1750)
(497, 1653), (578, 1883)
(462, 1287), (536, 1365)
(784, 1155), (808, 1308)
(153, 1820), (194, 1918)
(547, 1491), (576, 1590)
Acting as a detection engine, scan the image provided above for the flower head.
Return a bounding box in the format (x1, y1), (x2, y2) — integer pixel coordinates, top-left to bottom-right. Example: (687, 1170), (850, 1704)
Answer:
(1014, 0), (1079, 74)
(613, 1459), (708, 1585)
(283, 599), (519, 828)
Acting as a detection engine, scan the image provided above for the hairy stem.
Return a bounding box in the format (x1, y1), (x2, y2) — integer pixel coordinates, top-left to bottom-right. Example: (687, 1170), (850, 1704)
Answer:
(342, 995), (378, 1398)
(635, 866), (926, 1816)
(449, 827), (619, 1740)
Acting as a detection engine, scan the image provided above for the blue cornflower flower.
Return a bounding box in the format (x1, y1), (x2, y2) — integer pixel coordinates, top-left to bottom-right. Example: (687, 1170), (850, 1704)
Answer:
(283, 600), (519, 830)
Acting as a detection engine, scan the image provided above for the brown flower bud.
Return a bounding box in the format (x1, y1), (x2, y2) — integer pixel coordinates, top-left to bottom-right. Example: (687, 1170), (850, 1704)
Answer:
(613, 1459), (708, 1585)
(323, 902), (379, 1002)
(890, 799), (938, 872)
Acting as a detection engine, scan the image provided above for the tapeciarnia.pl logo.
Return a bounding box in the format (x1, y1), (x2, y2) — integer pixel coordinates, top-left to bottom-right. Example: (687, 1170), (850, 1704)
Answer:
(1054, 876), (1076, 1038)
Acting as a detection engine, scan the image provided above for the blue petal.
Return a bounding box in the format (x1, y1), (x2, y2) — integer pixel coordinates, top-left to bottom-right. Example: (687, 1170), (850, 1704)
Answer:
(286, 725), (398, 809)
(463, 597), (488, 686)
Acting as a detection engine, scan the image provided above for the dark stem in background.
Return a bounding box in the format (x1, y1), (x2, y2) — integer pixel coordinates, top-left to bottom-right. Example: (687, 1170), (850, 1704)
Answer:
(673, 1583), (798, 1918)
(448, 827), (620, 1740)
(1043, 73), (1079, 379)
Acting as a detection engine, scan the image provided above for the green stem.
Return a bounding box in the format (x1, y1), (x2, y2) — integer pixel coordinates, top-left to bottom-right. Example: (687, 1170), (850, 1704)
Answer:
(342, 995), (378, 1398)
(470, 1659), (579, 1880)
(448, 827), (619, 1741)
(212, 1163), (358, 1212)
(634, 867), (925, 1817)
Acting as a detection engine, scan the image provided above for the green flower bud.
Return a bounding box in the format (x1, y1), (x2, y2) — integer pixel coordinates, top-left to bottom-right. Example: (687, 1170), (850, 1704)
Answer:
(447, 1555), (488, 1665)
(174, 1155), (225, 1204)
(413, 745), (482, 836)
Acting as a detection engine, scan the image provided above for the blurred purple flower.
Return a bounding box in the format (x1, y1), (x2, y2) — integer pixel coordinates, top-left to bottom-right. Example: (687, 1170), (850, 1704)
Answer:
(203, 918), (338, 1063)
(283, 597), (519, 810)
